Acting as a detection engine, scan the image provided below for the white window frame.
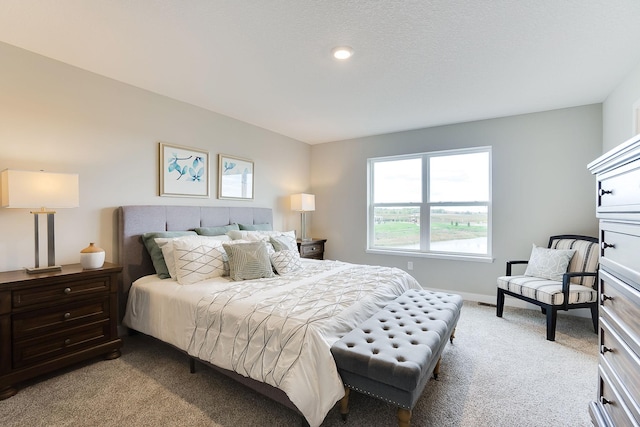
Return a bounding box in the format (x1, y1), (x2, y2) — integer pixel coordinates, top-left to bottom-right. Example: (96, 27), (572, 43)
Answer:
(367, 146), (493, 262)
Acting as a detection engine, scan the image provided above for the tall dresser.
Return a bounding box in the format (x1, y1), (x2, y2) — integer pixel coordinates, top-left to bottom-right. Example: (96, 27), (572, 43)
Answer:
(588, 134), (640, 426)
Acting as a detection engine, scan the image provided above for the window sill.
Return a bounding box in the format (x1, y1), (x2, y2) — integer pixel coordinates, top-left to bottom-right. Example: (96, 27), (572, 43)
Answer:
(366, 248), (494, 263)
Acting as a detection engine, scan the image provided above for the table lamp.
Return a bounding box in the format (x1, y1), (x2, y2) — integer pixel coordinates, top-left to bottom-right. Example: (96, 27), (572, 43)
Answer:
(291, 193), (315, 241)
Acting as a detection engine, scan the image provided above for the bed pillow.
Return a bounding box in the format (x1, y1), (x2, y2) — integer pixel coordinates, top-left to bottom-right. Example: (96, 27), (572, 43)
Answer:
(142, 231), (197, 279)
(269, 235), (297, 252)
(195, 224), (239, 236)
(172, 238), (227, 285)
(524, 244), (576, 281)
(239, 223), (272, 231)
(228, 230), (295, 242)
(156, 235), (232, 279)
(270, 249), (303, 275)
(223, 241), (275, 281)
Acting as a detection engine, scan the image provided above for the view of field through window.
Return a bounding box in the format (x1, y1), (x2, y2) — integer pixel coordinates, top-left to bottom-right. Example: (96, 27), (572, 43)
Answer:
(371, 149), (490, 255)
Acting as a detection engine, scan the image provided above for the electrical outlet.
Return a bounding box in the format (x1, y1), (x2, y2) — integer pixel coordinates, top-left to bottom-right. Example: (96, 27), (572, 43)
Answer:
(407, 261), (413, 270)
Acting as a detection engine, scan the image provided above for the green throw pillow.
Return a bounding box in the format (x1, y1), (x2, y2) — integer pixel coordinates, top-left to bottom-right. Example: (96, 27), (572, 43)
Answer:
(142, 231), (197, 278)
(195, 223), (239, 236)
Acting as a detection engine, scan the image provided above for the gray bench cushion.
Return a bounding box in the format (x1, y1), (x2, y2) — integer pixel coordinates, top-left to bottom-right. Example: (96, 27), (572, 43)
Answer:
(331, 289), (463, 408)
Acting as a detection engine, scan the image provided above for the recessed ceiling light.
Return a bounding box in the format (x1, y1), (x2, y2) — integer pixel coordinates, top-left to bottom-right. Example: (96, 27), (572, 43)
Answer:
(331, 46), (354, 60)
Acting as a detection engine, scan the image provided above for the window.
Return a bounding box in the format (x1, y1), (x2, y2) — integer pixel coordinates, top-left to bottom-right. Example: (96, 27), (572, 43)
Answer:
(367, 147), (491, 259)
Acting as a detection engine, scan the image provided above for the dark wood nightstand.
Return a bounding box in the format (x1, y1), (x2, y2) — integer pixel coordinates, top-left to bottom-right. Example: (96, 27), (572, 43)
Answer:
(0, 262), (123, 400)
(297, 239), (327, 260)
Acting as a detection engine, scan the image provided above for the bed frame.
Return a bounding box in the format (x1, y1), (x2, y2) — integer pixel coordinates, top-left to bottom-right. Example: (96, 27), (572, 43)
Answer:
(117, 205), (307, 424)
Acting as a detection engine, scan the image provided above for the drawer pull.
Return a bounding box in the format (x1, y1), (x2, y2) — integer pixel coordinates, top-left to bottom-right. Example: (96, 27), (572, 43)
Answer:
(64, 338), (71, 346)
(64, 287), (72, 295)
(599, 189), (613, 196)
(64, 312), (71, 320)
(601, 345), (613, 354)
(601, 294), (613, 303)
(601, 397), (612, 405)
(601, 242), (615, 250)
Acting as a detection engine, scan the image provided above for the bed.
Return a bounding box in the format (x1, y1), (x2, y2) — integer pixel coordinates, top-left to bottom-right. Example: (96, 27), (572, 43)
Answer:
(117, 205), (422, 427)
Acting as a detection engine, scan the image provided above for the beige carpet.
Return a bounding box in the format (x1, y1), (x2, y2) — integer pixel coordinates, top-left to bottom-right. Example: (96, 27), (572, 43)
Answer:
(0, 302), (598, 427)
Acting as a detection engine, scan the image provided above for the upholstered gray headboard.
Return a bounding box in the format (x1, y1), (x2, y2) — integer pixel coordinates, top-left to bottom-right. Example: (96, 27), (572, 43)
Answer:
(117, 205), (273, 318)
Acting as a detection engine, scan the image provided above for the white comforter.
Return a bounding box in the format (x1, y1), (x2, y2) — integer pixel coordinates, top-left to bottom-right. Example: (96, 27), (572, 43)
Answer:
(123, 259), (421, 426)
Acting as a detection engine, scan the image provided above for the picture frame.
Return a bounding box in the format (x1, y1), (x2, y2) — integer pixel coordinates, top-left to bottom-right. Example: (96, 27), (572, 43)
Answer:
(159, 142), (209, 198)
(218, 154), (254, 200)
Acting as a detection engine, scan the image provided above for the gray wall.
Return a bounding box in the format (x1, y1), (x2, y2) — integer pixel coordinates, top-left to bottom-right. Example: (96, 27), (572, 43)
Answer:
(0, 42), (311, 272)
(310, 105), (602, 302)
(603, 58), (640, 152)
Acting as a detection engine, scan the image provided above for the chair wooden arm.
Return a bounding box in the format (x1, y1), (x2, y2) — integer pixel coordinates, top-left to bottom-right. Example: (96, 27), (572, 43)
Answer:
(561, 271), (598, 310)
(506, 260), (529, 275)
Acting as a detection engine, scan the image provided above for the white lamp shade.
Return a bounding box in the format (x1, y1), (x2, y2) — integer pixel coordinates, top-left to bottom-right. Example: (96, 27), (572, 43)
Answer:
(291, 193), (315, 212)
(1, 169), (79, 209)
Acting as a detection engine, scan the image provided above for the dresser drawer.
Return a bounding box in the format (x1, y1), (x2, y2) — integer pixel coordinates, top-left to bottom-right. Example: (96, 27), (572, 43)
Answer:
(600, 318), (640, 420)
(600, 221), (640, 284)
(13, 319), (110, 369)
(13, 297), (109, 339)
(598, 364), (640, 427)
(600, 269), (640, 356)
(12, 277), (110, 309)
(597, 156), (640, 214)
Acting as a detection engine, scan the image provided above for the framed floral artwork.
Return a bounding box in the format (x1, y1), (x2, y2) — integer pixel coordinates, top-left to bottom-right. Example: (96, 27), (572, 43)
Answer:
(159, 142), (209, 198)
(218, 154), (254, 200)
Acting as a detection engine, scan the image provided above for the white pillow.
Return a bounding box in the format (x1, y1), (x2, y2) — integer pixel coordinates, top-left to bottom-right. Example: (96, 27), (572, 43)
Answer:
(172, 238), (227, 285)
(156, 235), (231, 279)
(524, 244), (576, 281)
(223, 241), (274, 281)
(227, 230), (296, 242)
(270, 249), (303, 275)
(270, 235), (297, 252)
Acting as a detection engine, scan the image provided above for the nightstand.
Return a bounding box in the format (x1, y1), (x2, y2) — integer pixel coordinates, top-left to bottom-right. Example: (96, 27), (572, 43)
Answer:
(0, 262), (123, 400)
(297, 239), (327, 260)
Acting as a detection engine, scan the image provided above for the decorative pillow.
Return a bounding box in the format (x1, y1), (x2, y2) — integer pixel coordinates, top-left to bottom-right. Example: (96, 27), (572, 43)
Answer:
(156, 235), (231, 279)
(239, 223), (272, 231)
(524, 244), (576, 281)
(270, 250), (303, 275)
(195, 224), (239, 236)
(172, 238), (227, 285)
(270, 235), (297, 252)
(223, 241), (275, 281)
(228, 230), (295, 242)
(142, 231), (197, 279)
(218, 239), (251, 275)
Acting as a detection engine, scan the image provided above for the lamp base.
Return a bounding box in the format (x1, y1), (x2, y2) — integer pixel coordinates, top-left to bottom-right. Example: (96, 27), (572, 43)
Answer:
(26, 265), (62, 274)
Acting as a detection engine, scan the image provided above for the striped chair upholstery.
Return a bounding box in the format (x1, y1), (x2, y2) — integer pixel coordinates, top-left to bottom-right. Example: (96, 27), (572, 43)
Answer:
(496, 235), (599, 341)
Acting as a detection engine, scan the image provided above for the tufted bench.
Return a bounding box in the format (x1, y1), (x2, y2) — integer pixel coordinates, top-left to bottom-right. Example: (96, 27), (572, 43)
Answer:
(330, 289), (463, 427)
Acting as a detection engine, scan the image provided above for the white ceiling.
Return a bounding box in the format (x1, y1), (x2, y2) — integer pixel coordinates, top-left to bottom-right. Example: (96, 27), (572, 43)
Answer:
(1, 1), (640, 144)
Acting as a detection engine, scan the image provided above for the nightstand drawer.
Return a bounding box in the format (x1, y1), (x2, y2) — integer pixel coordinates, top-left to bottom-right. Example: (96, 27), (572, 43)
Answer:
(300, 243), (323, 258)
(13, 319), (110, 369)
(12, 277), (110, 308)
(13, 297), (109, 339)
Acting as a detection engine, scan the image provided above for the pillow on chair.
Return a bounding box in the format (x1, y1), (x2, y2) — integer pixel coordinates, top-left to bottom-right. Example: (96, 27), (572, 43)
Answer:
(524, 244), (576, 281)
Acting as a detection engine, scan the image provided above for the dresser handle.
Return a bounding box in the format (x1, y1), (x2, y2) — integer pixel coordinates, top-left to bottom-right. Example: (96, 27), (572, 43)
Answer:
(601, 294), (613, 303)
(601, 345), (613, 354)
(601, 242), (615, 250)
(599, 189), (613, 196)
(64, 312), (71, 320)
(601, 397), (612, 405)
(64, 287), (72, 294)
(64, 338), (71, 346)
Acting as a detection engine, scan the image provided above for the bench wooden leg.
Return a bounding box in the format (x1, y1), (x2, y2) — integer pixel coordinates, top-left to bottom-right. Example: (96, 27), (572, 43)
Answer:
(339, 387), (350, 421)
(397, 408), (411, 427)
(433, 356), (442, 380)
(449, 327), (456, 343)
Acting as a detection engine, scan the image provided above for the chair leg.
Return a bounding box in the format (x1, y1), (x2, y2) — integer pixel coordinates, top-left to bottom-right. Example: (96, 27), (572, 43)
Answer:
(496, 289), (505, 317)
(545, 306), (557, 341)
(590, 304), (599, 334)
